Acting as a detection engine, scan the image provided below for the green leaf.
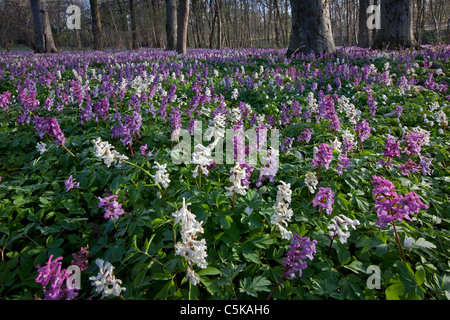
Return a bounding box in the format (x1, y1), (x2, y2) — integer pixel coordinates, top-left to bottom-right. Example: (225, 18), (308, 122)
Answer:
(239, 276), (271, 297)
(386, 282), (404, 300)
(198, 267), (221, 276)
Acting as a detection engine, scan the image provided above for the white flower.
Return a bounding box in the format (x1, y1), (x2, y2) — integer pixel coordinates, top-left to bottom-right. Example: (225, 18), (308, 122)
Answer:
(276, 181), (292, 204)
(153, 161), (170, 188)
(36, 142), (47, 154)
(204, 113), (226, 143)
(225, 163), (248, 197)
(270, 201), (293, 240)
(173, 198), (208, 284)
(192, 143), (214, 178)
(231, 88), (239, 100)
(328, 215), (360, 244)
(92, 137), (129, 168)
(89, 259), (126, 298)
(186, 268), (201, 286)
(304, 171), (318, 193)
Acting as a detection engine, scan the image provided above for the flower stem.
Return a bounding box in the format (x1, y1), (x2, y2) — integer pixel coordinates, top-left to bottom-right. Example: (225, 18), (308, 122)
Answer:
(266, 273), (287, 300)
(61, 144), (77, 159)
(390, 220), (406, 261)
(120, 159), (153, 180)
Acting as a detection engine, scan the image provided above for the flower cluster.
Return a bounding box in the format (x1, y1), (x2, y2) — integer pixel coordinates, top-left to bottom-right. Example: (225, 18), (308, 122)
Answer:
(34, 116), (66, 145)
(282, 235), (317, 279)
(313, 187), (335, 217)
(328, 215), (360, 244)
(153, 161), (170, 188)
(89, 258), (126, 298)
(92, 137), (129, 168)
(355, 119), (371, 143)
(172, 198), (208, 285)
(64, 175), (80, 192)
(35, 255), (78, 300)
(271, 181), (293, 240)
(371, 175), (428, 228)
(225, 163), (249, 197)
(312, 143), (334, 171)
(71, 246), (89, 271)
(98, 194), (126, 221)
(304, 171), (318, 193)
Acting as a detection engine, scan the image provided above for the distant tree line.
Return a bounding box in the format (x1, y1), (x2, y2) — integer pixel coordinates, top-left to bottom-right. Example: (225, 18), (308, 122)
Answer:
(0, 0), (448, 54)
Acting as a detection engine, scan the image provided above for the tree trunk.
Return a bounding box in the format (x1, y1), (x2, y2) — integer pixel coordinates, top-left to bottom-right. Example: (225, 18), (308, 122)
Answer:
(90, 0), (103, 50)
(30, 0), (58, 53)
(165, 0), (177, 50)
(129, 0), (138, 49)
(373, 0), (417, 49)
(216, 0), (222, 49)
(286, 0), (336, 56)
(358, 0), (371, 47)
(177, 0), (190, 54)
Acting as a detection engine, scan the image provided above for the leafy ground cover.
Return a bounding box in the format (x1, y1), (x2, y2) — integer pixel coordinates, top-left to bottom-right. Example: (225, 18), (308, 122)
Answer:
(0, 46), (449, 300)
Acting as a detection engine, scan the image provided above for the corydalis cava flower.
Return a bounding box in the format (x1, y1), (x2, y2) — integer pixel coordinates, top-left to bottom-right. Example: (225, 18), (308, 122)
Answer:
(89, 259), (126, 298)
(328, 215), (360, 244)
(282, 235), (317, 279)
(35, 255), (78, 300)
(172, 198), (208, 285)
(153, 161), (170, 188)
(92, 137), (129, 168)
(313, 187), (335, 217)
(225, 163), (249, 197)
(371, 175), (428, 228)
(98, 194), (126, 221)
(271, 181), (293, 240)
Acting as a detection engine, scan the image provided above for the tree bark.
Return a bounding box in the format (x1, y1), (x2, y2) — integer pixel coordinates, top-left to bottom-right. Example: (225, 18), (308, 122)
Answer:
(177, 0), (189, 54)
(90, 0), (103, 50)
(373, 0), (417, 49)
(216, 0), (222, 49)
(129, 0), (138, 49)
(30, 0), (58, 53)
(165, 0), (177, 50)
(286, 0), (336, 56)
(358, 0), (371, 47)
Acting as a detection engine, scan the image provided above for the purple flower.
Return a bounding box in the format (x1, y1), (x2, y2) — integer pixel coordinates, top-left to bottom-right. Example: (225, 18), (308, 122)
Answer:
(312, 187), (335, 216)
(312, 143), (334, 170)
(71, 246), (89, 271)
(140, 144), (153, 157)
(35, 255), (78, 300)
(98, 195), (126, 221)
(282, 234), (317, 279)
(33, 117), (66, 145)
(64, 175), (80, 192)
(371, 175), (428, 228)
(93, 97), (110, 122)
(0, 91), (12, 113)
(355, 119), (371, 143)
(398, 159), (421, 176)
(401, 131), (424, 157)
(298, 129), (312, 143)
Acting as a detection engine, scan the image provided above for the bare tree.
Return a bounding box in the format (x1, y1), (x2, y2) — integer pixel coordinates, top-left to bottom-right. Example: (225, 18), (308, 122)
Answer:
(358, 0), (371, 47)
(176, 0), (189, 54)
(286, 0), (336, 56)
(30, 0), (57, 53)
(129, 0), (138, 49)
(90, 0), (103, 50)
(373, 0), (417, 49)
(165, 0), (177, 50)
